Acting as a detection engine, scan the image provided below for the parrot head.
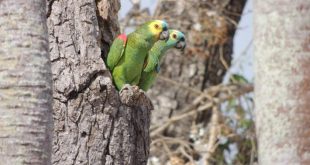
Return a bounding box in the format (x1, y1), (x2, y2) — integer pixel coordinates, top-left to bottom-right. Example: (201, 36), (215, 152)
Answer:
(167, 30), (186, 51)
(138, 20), (169, 42)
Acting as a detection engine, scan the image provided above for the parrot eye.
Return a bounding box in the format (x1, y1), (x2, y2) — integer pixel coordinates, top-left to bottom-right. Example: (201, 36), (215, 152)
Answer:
(172, 34), (177, 39)
(154, 24), (159, 29)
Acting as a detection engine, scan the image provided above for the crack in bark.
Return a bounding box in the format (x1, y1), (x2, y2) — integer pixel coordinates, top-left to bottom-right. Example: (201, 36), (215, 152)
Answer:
(46, 0), (56, 18)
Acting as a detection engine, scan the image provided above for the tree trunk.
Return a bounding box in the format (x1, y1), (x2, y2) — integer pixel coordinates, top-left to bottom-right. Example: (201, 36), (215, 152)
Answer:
(255, 0), (310, 164)
(47, 0), (153, 164)
(0, 0), (53, 164)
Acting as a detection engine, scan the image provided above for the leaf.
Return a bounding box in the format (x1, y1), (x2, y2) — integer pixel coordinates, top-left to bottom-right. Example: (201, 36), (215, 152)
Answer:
(230, 74), (248, 84)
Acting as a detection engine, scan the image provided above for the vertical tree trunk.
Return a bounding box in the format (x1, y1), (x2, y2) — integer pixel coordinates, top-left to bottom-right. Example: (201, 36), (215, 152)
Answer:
(0, 0), (53, 164)
(47, 0), (153, 164)
(255, 0), (310, 164)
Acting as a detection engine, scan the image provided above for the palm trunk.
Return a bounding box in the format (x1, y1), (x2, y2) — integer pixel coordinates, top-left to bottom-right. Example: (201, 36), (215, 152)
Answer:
(255, 0), (310, 163)
(0, 0), (53, 164)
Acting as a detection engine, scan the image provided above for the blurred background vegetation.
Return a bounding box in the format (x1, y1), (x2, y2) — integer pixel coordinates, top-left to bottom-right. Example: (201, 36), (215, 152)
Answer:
(119, 0), (255, 164)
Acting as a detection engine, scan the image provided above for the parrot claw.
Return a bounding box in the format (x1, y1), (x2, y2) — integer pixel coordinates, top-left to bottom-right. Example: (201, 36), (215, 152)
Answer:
(119, 84), (132, 93)
(132, 85), (140, 91)
(119, 84), (148, 99)
(119, 84), (151, 107)
(119, 84), (142, 94)
(139, 89), (146, 95)
(128, 85), (145, 95)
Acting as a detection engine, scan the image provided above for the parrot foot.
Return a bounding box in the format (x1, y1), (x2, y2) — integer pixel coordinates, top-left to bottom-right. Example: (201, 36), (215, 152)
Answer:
(119, 84), (139, 93)
(119, 84), (153, 110)
(138, 89), (146, 95)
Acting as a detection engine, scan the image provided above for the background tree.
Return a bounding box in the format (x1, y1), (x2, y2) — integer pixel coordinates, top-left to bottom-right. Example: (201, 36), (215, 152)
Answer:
(47, 0), (152, 164)
(0, 0), (53, 164)
(255, 0), (310, 164)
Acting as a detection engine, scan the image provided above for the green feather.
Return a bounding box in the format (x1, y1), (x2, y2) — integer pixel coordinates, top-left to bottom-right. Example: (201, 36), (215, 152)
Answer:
(107, 38), (126, 71)
(139, 30), (186, 91)
(107, 20), (169, 90)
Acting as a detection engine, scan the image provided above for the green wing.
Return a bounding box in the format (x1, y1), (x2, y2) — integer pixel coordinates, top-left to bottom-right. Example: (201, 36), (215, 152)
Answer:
(139, 71), (158, 91)
(143, 51), (160, 72)
(139, 56), (161, 91)
(107, 34), (127, 71)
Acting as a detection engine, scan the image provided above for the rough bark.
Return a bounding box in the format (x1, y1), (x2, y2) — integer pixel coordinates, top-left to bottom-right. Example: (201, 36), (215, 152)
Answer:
(47, 0), (153, 165)
(0, 0), (53, 164)
(255, 0), (310, 164)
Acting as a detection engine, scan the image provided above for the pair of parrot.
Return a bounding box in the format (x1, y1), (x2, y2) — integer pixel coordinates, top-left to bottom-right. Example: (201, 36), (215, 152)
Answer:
(107, 20), (186, 91)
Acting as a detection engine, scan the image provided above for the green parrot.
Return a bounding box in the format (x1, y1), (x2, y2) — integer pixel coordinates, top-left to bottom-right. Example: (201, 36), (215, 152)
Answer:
(107, 20), (169, 90)
(138, 30), (186, 91)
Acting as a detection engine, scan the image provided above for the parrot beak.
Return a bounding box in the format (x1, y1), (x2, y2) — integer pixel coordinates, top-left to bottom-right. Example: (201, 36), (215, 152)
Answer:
(176, 41), (186, 51)
(159, 29), (169, 41)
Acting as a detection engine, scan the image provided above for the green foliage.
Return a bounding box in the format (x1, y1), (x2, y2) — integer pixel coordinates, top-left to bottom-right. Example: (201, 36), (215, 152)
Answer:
(216, 77), (256, 164)
(230, 74), (249, 84)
